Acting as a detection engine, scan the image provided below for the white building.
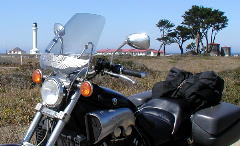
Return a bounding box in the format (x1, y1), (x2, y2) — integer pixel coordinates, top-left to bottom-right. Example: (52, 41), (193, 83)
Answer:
(8, 47), (26, 54)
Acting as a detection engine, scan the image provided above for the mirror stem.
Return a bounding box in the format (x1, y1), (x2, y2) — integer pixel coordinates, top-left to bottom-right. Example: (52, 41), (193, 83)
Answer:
(60, 37), (64, 54)
(110, 40), (127, 65)
(45, 38), (57, 53)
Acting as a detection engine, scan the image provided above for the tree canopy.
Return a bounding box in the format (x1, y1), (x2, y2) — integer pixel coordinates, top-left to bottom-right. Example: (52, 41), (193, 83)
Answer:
(182, 5), (228, 53)
(156, 19), (175, 55)
(168, 25), (192, 54)
(155, 5), (228, 55)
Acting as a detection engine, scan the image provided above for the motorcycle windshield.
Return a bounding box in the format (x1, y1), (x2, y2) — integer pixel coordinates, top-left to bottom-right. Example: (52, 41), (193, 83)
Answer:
(40, 13), (105, 74)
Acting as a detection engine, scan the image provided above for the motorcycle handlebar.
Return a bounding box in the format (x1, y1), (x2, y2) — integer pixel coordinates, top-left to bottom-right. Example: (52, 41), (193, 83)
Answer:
(95, 58), (146, 78)
(122, 69), (146, 78)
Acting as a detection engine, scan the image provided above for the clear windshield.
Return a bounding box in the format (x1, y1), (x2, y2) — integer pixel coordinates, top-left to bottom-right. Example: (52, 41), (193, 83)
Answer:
(40, 13), (105, 74)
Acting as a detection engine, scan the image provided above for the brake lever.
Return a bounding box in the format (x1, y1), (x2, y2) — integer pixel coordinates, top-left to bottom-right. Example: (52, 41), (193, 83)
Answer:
(104, 71), (136, 84)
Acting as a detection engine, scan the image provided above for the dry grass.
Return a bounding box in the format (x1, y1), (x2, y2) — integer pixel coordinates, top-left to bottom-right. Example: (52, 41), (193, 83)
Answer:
(0, 87), (40, 127)
(94, 56), (240, 105)
(0, 55), (239, 143)
(125, 56), (240, 73)
(219, 68), (240, 104)
(0, 125), (27, 143)
(0, 55), (38, 66)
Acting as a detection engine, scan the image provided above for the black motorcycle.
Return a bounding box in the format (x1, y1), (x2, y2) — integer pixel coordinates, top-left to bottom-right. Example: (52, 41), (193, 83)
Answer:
(2, 13), (240, 146)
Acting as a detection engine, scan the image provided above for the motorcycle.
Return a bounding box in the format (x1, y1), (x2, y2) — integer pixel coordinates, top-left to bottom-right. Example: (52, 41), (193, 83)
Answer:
(2, 13), (240, 146)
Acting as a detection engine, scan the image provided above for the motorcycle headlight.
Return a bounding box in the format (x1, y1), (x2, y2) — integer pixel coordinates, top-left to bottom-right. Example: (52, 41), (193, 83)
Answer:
(40, 77), (64, 107)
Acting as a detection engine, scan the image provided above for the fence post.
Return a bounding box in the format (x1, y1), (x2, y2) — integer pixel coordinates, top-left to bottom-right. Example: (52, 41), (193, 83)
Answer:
(21, 55), (23, 65)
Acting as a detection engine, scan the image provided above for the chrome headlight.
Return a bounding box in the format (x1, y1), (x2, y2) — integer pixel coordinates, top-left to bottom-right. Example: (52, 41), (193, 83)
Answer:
(40, 77), (64, 107)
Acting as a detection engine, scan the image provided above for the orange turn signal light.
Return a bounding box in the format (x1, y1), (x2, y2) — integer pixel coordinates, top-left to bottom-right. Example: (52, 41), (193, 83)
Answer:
(80, 81), (93, 97)
(32, 69), (42, 84)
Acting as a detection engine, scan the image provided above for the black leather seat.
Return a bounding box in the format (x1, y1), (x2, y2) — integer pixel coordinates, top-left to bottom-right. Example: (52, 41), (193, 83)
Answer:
(136, 97), (189, 146)
(139, 97), (188, 134)
(128, 90), (152, 107)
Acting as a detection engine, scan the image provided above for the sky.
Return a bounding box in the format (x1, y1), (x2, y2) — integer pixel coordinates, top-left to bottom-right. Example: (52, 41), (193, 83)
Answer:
(0, 0), (239, 54)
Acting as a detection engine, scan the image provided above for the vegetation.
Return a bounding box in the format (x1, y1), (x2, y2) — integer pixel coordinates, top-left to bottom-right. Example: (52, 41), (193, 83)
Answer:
(183, 5), (228, 53)
(156, 19), (175, 55)
(0, 56), (239, 143)
(186, 42), (196, 53)
(168, 25), (192, 54)
(156, 5), (228, 54)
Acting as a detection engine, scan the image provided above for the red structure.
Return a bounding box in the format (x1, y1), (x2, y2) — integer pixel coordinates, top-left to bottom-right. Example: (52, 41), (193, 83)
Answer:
(96, 49), (162, 56)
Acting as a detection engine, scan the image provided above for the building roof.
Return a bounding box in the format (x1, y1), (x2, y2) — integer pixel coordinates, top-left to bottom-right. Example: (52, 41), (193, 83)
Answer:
(8, 47), (26, 53)
(97, 48), (163, 53)
(97, 49), (117, 53)
(209, 43), (220, 45)
(150, 49), (161, 53)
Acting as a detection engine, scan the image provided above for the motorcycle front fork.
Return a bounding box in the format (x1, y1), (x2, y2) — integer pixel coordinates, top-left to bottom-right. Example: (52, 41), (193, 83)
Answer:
(22, 90), (80, 146)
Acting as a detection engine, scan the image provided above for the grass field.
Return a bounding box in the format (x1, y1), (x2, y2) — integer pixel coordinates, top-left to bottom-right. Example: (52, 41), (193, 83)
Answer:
(0, 55), (239, 143)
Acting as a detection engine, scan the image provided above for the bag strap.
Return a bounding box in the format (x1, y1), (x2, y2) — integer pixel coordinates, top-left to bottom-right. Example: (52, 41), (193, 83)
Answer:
(171, 79), (187, 98)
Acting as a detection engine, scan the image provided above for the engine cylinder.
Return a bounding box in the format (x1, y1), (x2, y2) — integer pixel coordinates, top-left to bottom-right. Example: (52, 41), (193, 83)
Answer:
(85, 108), (135, 144)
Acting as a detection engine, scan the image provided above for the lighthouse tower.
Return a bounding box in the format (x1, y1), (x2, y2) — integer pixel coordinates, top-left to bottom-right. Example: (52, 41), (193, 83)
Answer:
(30, 23), (39, 54)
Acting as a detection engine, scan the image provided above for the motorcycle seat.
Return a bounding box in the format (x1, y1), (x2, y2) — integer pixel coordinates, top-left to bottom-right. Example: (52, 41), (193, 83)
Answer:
(140, 98), (189, 134)
(128, 90), (152, 107)
(136, 97), (190, 145)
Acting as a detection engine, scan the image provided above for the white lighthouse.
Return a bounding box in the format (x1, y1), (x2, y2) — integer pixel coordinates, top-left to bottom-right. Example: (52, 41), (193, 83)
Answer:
(30, 23), (39, 54)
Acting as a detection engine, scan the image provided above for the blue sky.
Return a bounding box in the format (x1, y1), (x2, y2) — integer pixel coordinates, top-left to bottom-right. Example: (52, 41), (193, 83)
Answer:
(0, 0), (239, 53)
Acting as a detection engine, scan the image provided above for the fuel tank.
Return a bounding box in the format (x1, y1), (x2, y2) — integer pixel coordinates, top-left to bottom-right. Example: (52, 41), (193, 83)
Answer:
(65, 83), (136, 135)
(81, 83), (136, 110)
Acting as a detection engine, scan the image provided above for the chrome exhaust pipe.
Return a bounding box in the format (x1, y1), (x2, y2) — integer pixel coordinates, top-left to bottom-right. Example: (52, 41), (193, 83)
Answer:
(85, 108), (135, 144)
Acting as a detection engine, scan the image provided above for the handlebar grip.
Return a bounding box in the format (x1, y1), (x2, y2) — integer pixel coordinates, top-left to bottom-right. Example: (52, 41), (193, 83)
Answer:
(122, 69), (146, 78)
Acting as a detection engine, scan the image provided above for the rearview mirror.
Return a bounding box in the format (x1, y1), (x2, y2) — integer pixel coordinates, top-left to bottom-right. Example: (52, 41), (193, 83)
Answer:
(54, 23), (65, 37)
(127, 33), (150, 50)
(45, 23), (65, 53)
(110, 33), (150, 64)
